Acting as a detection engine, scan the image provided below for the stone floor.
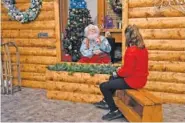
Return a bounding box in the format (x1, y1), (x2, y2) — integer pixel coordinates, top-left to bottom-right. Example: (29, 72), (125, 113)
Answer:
(1, 88), (185, 122)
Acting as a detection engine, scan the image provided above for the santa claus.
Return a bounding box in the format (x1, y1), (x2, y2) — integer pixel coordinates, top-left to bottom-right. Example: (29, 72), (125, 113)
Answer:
(79, 24), (111, 63)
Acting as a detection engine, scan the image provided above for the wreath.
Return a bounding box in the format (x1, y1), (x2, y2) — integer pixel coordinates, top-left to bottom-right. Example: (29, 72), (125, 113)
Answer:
(109, 0), (122, 16)
(2, 0), (42, 23)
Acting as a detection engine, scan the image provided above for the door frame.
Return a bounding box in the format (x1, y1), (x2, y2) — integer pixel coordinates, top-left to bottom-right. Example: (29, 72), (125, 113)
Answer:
(55, 0), (68, 62)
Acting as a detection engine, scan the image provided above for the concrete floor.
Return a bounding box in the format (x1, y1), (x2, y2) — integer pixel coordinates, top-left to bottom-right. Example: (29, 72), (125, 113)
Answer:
(1, 88), (185, 122)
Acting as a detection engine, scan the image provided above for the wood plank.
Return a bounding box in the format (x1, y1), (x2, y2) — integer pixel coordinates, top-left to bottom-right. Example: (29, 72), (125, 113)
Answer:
(1, 11), (55, 21)
(142, 105), (163, 122)
(47, 91), (103, 103)
(145, 40), (185, 51)
(2, 38), (56, 48)
(129, 6), (185, 18)
(1, 21), (55, 29)
(2, 47), (57, 56)
(138, 89), (162, 104)
(126, 90), (155, 106)
(1, 2), (54, 13)
(54, 0), (61, 62)
(2, 30), (55, 38)
(12, 64), (47, 73)
(149, 71), (185, 83)
(114, 98), (142, 122)
(46, 70), (109, 85)
(97, 0), (105, 29)
(129, 0), (184, 8)
(13, 79), (47, 89)
(122, 0), (129, 64)
(129, 17), (185, 29)
(13, 72), (46, 81)
(148, 50), (185, 61)
(140, 28), (185, 40)
(9, 55), (57, 65)
(46, 81), (101, 95)
(116, 90), (144, 117)
(101, 29), (122, 32)
(145, 82), (185, 94)
(149, 61), (185, 73)
(150, 91), (185, 104)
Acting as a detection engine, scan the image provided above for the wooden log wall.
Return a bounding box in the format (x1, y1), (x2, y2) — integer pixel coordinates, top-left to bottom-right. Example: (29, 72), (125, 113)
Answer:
(1, 0), (60, 88)
(1, 0), (185, 104)
(128, 0), (185, 103)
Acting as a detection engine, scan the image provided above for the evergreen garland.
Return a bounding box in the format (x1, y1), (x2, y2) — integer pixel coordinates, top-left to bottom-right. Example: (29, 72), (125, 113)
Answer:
(2, 0), (42, 23)
(47, 63), (120, 76)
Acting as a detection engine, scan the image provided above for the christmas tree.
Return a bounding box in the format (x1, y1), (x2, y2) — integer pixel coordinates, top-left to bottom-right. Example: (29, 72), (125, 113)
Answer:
(63, 0), (93, 62)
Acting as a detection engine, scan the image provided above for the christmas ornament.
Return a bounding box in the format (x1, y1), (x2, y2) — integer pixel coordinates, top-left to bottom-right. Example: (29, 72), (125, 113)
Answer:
(2, 0), (42, 23)
(70, 0), (87, 9)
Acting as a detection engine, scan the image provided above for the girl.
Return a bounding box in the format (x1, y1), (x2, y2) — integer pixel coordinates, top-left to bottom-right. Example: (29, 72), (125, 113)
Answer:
(94, 25), (149, 121)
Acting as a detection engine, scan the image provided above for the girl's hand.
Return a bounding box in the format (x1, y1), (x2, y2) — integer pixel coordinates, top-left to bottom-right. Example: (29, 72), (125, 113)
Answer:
(117, 67), (121, 72)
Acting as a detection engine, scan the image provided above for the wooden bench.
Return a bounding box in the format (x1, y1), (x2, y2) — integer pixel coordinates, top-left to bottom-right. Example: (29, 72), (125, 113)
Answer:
(114, 89), (163, 122)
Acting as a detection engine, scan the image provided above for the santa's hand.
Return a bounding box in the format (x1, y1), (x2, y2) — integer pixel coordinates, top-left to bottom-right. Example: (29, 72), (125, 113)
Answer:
(96, 38), (101, 44)
(93, 50), (102, 55)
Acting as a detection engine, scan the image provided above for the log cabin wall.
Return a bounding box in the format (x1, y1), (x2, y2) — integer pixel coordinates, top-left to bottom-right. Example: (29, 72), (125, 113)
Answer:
(128, 0), (185, 103)
(1, 0), (185, 103)
(1, 0), (60, 88)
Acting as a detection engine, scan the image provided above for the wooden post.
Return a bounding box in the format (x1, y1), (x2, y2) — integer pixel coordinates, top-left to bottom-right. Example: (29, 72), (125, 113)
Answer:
(122, 0), (129, 64)
(97, 0), (105, 29)
(54, 0), (61, 62)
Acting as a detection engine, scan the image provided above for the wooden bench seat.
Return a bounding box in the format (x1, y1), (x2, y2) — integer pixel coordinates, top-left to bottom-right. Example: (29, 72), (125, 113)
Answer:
(114, 89), (163, 122)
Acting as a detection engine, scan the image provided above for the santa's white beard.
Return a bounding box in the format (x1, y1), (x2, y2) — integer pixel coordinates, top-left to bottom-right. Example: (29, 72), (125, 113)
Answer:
(87, 33), (99, 40)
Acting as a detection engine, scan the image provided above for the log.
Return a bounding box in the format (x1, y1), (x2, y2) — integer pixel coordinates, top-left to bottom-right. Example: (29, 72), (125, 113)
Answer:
(13, 79), (47, 89)
(149, 61), (185, 73)
(145, 81), (185, 94)
(46, 81), (101, 95)
(148, 71), (185, 83)
(129, 6), (185, 18)
(150, 91), (185, 104)
(2, 38), (56, 48)
(129, 17), (185, 29)
(140, 28), (185, 40)
(12, 64), (47, 73)
(148, 51), (185, 61)
(13, 72), (46, 81)
(46, 70), (110, 85)
(47, 91), (103, 103)
(1, 47), (57, 56)
(54, 0), (62, 62)
(1, 11), (55, 21)
(144, 40), (185, 51)
(129, 0), (184, 8)
(9, 55), (57, 65)
(2, 30), (55, 38)
(1, 30), (19, 38)
(1, 21), (55, 29)
(122, 0), (129, 64)
(1, 2), (54, 13)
